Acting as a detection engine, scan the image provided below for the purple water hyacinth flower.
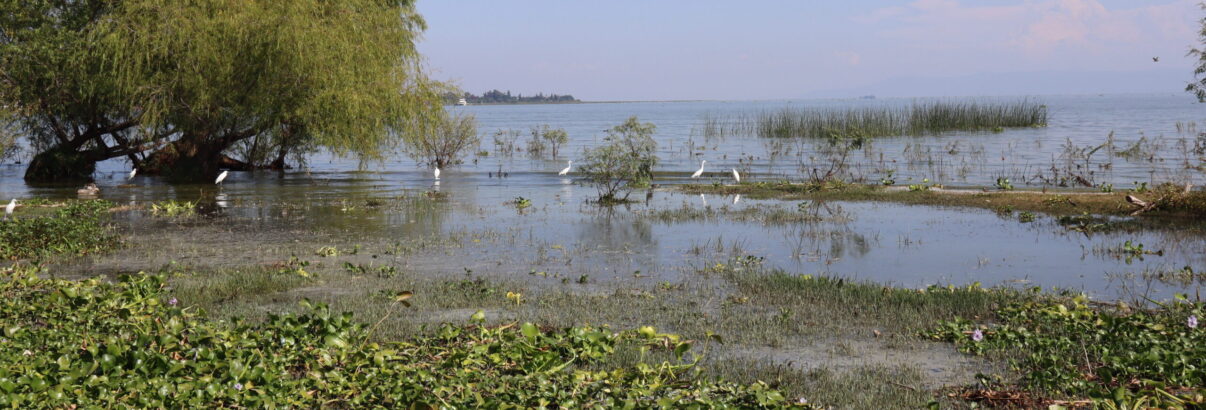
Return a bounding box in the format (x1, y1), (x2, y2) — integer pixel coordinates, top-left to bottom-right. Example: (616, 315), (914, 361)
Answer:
(233, 383), (244, 391)
(972, 329), (984, 342)
(168, 297), (178, 306)
(1190, 315), (1199, 329)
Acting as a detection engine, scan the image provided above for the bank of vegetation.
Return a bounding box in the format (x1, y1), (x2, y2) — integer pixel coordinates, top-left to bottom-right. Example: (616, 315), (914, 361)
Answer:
(446, 89), (579, 105)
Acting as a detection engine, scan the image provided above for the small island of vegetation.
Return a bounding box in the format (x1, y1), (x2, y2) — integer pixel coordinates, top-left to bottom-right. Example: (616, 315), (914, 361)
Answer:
(445, 89), (579, 105)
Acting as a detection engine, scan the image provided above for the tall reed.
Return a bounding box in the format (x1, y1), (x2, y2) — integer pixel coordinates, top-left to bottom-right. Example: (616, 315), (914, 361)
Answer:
(705, 100), (1047, 139)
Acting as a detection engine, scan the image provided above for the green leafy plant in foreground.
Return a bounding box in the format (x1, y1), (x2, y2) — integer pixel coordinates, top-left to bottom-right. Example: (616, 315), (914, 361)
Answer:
(931, 294), (1205, 407)
(0, 200), (115, 260)
(0, 267), (804, 408)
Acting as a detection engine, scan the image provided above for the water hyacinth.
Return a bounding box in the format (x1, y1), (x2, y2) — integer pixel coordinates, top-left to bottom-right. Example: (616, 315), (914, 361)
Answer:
(233, 383), (244, 391)
(168, 297), (178, 306)
(1190, 315), (1199, 329)
(971, 329), (984, 342)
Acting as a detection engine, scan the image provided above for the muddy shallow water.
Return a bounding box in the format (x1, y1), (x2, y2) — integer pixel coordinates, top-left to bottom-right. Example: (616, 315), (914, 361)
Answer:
(17, 171), (1203, 302)
(2, 94), (1204, 301)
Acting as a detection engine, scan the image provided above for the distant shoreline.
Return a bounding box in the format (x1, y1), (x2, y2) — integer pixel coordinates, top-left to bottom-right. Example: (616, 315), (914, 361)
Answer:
(447, 99), (714, 107)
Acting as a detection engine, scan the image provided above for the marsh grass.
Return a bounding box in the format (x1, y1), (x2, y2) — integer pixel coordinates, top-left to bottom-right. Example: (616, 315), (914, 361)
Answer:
(0, 200), (116, 260)
(680, 182), (1206, 218)
(705, 100), (1047, 139)
(150, 199), (198, 218)
(168, 264), (314, 308)
(719, 265), (1029, 335)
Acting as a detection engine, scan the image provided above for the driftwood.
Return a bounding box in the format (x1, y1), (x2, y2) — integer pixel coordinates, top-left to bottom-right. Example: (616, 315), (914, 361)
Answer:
(1125, 184), (1192, 216)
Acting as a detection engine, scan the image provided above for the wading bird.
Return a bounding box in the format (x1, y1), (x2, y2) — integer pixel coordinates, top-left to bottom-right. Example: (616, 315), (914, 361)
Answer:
(558, 161), (572, 176)
(215, 170), (228, 185)
(691, 160), (706, 178)
(433, 167), (441, 179)
(128, 168), (137, 180)
(4, 199), (15, 220)
(733, 194), (741, 204)
(732, 168), (740, 183)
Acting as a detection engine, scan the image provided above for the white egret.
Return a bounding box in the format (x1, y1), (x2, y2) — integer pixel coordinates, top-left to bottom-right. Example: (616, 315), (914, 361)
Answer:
(558, 161), (572, 176)
(433, 167), (441, 179)
(128, 168), (137, 180)
(691, 160), (706, 178)
(4, 199), (15, 220)
(731, 168), (740, 183)
(215, 170), (228, 185)
(733, 194), (741, 204)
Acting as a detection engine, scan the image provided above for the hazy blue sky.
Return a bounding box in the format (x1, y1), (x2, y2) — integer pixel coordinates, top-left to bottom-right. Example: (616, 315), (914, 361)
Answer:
(417, 0), (1202, 100)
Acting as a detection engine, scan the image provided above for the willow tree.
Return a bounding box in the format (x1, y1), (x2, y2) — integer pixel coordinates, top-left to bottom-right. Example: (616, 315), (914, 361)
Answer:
(0, 1), (143, 180)
(1191, 2), (1206, 102)
(1, 0), (443, 182)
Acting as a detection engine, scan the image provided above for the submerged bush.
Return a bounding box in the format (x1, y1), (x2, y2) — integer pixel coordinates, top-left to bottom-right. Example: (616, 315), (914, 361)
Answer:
(403, 111), (481, 169)
(0, 268), (800, 408)
(931, 294), (1205, 406)
(0, 200), (115, 260)
(579, 116), (658, 203)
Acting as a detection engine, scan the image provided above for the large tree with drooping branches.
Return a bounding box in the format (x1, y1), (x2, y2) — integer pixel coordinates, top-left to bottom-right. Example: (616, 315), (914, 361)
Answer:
(1, 0), (444, 182)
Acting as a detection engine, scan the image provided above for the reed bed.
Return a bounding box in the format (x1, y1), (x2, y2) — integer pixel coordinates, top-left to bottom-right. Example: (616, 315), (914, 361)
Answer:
(703, 100), (1047, 139)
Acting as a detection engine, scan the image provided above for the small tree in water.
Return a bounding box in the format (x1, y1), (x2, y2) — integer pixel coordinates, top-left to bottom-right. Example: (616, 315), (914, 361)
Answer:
(404, 112), (480, 169)
(1190, 2), (1206, 102)
(579, 116), (657, 203)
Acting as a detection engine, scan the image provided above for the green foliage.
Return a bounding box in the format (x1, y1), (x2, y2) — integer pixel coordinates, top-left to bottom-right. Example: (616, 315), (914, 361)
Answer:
(530, 124), (569, 158)
(402, 111), (480, 169)
(1017, 211), (1036, 223)
(931, 295), (1205, 404)
(510, 196), (533, 210)
(1189, 2), (1206, 102)
(907, 178), (933, 192)
(579, 116), (658, 203)
(2, 0), (443, 181)
(994, 177), (1014, 190)
(0, 268), (799, 408)
(0, 200), (115, 260)
(149, 200), (197, 218)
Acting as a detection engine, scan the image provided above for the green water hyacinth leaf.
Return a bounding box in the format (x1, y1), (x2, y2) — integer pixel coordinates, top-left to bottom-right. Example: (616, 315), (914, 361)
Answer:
(0, 265), (808, 408)
(521, 322), (540, 340)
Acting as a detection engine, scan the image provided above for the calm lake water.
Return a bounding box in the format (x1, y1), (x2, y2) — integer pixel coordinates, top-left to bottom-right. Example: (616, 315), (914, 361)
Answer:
(1, 93), (1203, 300)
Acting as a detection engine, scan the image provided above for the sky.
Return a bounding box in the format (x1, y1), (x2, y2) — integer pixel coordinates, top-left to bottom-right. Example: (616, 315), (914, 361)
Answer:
(417, 0), (1203, 101)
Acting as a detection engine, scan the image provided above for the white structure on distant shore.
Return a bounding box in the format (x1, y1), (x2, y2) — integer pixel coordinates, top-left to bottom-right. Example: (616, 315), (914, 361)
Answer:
(456, 98), (468, 106)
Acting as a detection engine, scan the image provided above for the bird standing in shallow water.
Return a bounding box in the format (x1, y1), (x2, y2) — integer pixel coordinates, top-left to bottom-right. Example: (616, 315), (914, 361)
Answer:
(691, 160), (706, 178)
(731, 168), (740, 183)
(559, 161), (572, 176)
(128, 168), (137, 180)
(215, 170), (228, 185)
(433, 167), (441, 179)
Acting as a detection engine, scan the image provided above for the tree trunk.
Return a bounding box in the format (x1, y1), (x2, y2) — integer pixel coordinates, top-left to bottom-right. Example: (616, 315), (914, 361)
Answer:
(142, 136), (227, 182)
(23, 145), (98, 182)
